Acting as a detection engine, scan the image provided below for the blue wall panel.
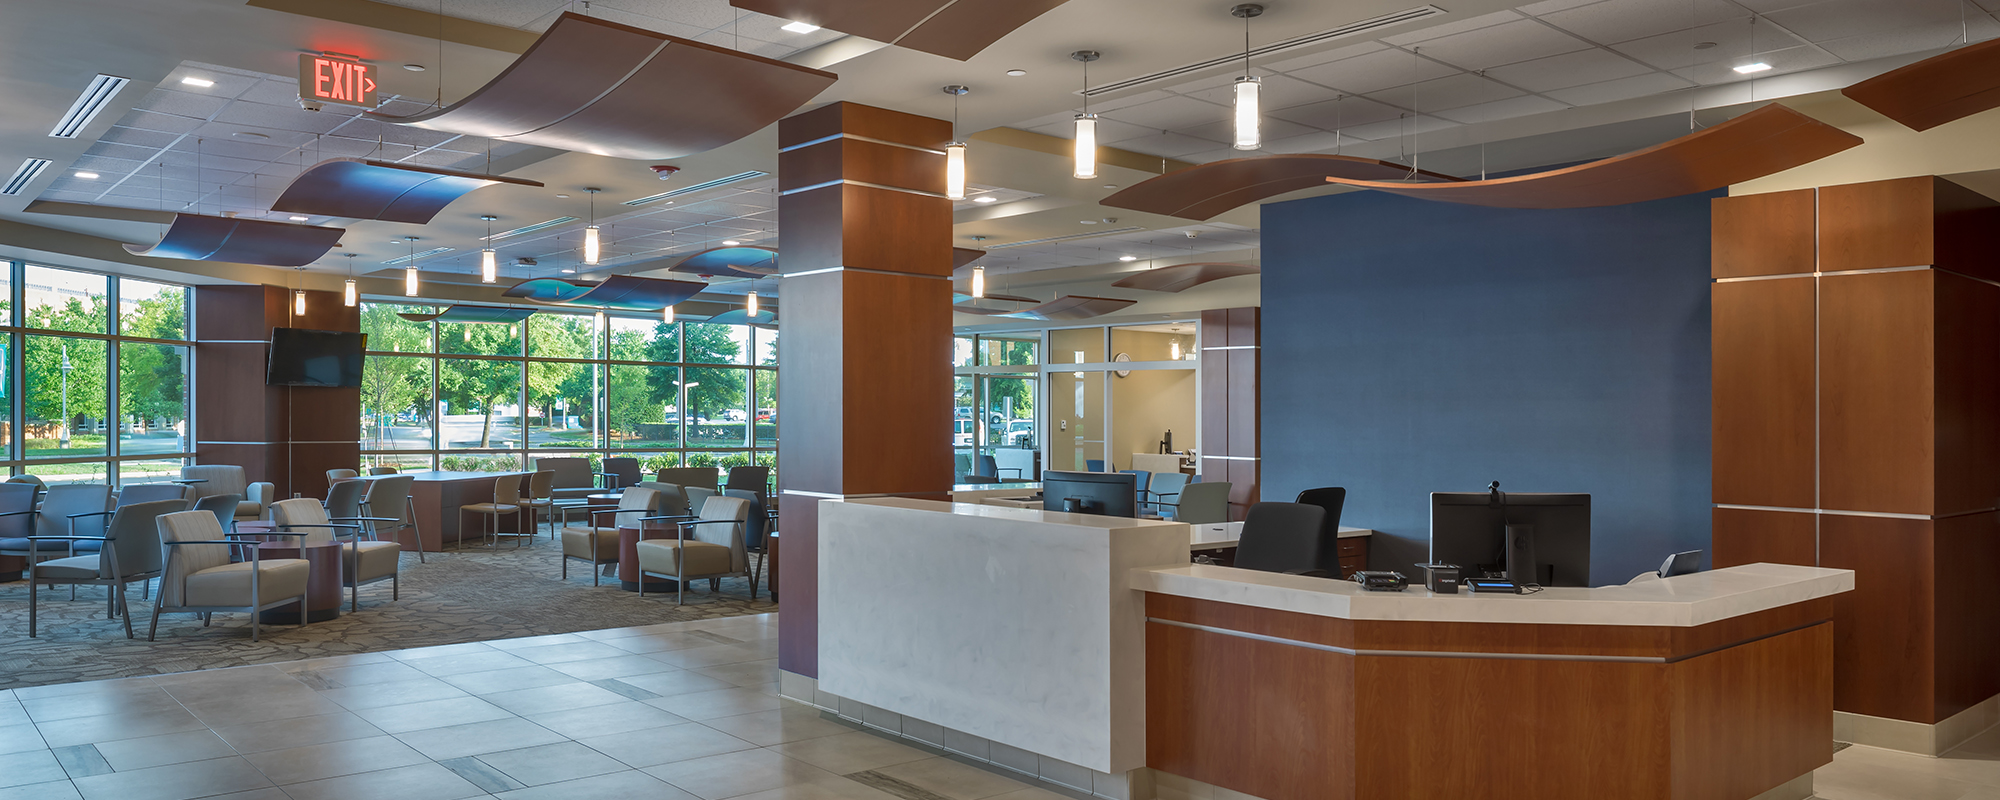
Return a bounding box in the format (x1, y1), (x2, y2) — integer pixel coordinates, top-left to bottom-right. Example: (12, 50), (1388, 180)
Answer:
(1260, 190), (1715, 583)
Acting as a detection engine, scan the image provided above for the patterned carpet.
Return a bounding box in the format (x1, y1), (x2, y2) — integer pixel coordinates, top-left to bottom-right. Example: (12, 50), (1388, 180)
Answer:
(0, 536), (776, 691)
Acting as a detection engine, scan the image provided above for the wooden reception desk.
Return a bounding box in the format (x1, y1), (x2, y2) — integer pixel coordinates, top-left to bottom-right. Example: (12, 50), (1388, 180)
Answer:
(1135, 563), (1853, 800)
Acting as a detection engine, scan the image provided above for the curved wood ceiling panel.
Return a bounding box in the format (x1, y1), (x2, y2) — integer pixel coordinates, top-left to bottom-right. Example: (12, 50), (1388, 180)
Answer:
(995, 295), (1136, 321)
(1101, 155), (1462, 221)
(397, 306), (538, 324)
(123, 214), (345, 267)
(370, 13), (837, 160)
(729, 0), (1073, 60)
(271, 159), (543, 224)
(952, 247), (985, 270)
(1111, 262), (1261, 293)
(1842, 38), (2000, 131)
(670, 246), (780, 280)
(501, 275), (706, 310)
(1320, 104), (1862, 209)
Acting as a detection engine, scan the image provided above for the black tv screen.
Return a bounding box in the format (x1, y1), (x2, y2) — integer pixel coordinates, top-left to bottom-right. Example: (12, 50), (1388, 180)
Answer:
(267, 328), (365, 387)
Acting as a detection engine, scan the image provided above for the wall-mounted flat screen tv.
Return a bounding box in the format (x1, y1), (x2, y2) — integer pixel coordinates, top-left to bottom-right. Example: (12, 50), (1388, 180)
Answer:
(267, 327), (365, 387)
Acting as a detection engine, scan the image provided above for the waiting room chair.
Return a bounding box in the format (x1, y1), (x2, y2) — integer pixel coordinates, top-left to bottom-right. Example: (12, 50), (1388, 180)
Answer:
(635, 494), (753, 605)
(599, 457), (643, 491)
(972, 456), (1021, 482)
(536, 457), (596, 501)
(725, 488), (776, 598)
(26, 498), (184, 639)
(1158, 481), (1232, 525)
(2, 483), (113, 564)
(1085, 459), (1106, 472)
(518, 470), (557, 538)
(359, 474), (421, 563)
(725, 466), (770, 500)
(1294, 487), (1346, 533)
(559, 487), (662, 585)
(192, 493), (244, 532)
(180, 465), (274, 522)
(656, 467), (719, 491)
(1118, 470), (1153, 505)
(324, 478), (366, 520)
(1145, 472), (1191, 517)
(151, 510), (309, 642)
(326, 468), (359, 487)
(5, 475), (46, 507)
(684, 486), (719, 515)
(634, 482), (691, 519)
(461, 476), (525, 549)
(1232, 502), (1332, 577)
(117, 483), (187, 506)
(0, 482), (40, 556)
(271, 497), (402, 612)
(367, 466), (399, 476)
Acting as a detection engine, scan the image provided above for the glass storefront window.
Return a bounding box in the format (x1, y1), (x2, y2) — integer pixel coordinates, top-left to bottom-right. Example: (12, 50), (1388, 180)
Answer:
(685, 366), (750, 448)
(685, 322), (748, 365)
(438, 358), (523, 450)
(361, 303), (435, 353)
(118, 343), (189, 456)
(529, 312), (599, 360)
(977, 334), (1039, 367)
(757, 327), (778, 367)
(529, 361), (600, 449)
(440, 321), (521, 357)
(118, 280), (186, 340)
(611, 317), (678, 363)
(608, 364), (679, 449)
(362, 355), (434, 451)
(1048, 327), (1102, 367)
(118, 457), (189, 485)
(24, 266), (109, 335)
(753, 371), (776, 448)
(23, 335), (109, 458)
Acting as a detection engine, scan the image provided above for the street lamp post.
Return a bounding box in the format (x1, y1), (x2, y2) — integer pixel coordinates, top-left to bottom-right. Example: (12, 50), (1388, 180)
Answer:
(59, 342), (72, 449)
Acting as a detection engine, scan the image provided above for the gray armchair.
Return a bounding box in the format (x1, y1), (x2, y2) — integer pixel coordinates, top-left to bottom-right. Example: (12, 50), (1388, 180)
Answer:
(271, 497), (402, 612)
(536, 457), (596, 501)
(635, 495), (753, 604)
(359, 474), (422, 563)
(560, 487), (661, 585)
(181, 465), (275, 522)
(151, 510), (309, 642)
(26, 498), (185, 639)
(656, 467), (718, 491)
(2, 484), (113, 563)
(598, 457), (643, 491)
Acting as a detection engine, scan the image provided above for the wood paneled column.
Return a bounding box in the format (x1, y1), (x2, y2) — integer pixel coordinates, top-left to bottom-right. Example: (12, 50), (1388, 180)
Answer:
(1711, 176), (2000, 752)
(194, 285), (359, 502)
(1200, 307), (1259, 520)
(776, 103), (954, 678)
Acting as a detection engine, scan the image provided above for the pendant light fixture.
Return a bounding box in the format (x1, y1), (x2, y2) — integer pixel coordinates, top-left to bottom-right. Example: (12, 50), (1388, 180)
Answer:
(292, 267), (307, 316)
(971, 264), (986, 299)
(479, 214), (499, 283)
(342, 252), (358, 307)
(1071, 50), (1100, 179)
(1231, 4), (1265, 150)
(403, 236), (421, 297)
(942, 85), (970, 200)
(583, 188), (602, 266)
(746, 288), (760, 317)
(663, 304), (675, 324)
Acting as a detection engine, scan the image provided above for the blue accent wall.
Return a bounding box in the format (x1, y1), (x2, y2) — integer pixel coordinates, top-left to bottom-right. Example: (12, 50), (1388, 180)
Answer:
(1260, 190), (1715, 583)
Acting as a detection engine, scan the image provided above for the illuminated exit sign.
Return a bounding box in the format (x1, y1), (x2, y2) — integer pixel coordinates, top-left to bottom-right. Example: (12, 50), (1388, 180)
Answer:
(297, 54), (377, 108)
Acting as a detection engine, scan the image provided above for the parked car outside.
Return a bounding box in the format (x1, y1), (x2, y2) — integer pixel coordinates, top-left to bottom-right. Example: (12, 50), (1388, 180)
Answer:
(953, 419), (974, 447)
(1005, 419), (1035, 447)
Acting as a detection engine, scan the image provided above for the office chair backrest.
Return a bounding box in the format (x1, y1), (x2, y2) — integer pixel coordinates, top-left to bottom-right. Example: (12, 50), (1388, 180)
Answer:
(1233, 502), (1329, 575)
(368, 466), (400, 476)
(1294, 487), (1346, 538)
(1149, 472), (1190, 501)
(1173, 481), (1231, 525)
(1117, 469), (1152, 494)
(363, 475), (417, 535)
(726, 466), (769, 494)
(325, 478), (367, 519)
(974, 455), (999, 479)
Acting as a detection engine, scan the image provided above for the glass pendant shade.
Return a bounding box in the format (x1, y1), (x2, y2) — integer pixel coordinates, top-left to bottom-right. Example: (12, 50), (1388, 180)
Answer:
(945, 143), (967, 200)
(663, 304), (674, 323)
(1233, 77), (1262, 150)
(971, 265), (985, 299)
(584, 225), (600, 266)
(343, 279), (357, 307)
(404, 265), (419, 297)
(481, 248), (497, 283)
(747, 291), (759, 317)
(1170, 339), (1181, 360)
(1073, 114), (1098, 179)
(293, 289), (306, 316)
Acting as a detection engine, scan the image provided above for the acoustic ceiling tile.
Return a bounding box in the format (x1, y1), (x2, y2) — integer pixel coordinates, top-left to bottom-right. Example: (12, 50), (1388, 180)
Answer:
(1536, 0), (1749, 45)
(1338, 113), (1457, 141)
(1483, 47), (1658, 92)
(1105, 131), (1234, 159)
(1283, 47), (1464, 95)
(1178, 116), (1318, 145)
(1097, 95), (1235, 130)
(1543, 71), (1696, 105)
(1262, 41), (1387, 73)
(1765, 0), (1971, 42)
(1176, 74), (1340, 112)
(1268, 94), (1407, 131)
(1432, 94), (1570, 124)
(1365, 73), (1526, 112)
(1259, 130), (1370, 154)
(1402, 19), (1594, 71)
(1384, 10), (1525, 45)
(1611, 20), (1806, 71)
(1814, 18), (2000, 62)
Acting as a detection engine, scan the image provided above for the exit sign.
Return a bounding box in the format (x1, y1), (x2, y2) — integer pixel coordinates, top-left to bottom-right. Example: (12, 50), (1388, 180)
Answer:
(297, 54), (377, 108)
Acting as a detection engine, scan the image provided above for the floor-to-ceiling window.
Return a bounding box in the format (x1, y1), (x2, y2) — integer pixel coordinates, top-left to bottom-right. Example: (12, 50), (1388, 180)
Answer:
(358, 302), (777, 480)
(3, 262), (192, 485)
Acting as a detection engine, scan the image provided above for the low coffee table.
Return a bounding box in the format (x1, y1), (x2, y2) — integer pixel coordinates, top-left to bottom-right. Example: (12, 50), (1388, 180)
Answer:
(617, 523), (681, 593)
(255, 540), (344, 623)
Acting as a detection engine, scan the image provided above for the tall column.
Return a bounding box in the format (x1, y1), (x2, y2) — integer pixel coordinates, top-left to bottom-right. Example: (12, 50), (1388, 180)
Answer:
(1711, 176), (2000, 755)
(776, 103), (955, 677)
(1199, 307), (1259, 520)
(194, 285), (359, 501)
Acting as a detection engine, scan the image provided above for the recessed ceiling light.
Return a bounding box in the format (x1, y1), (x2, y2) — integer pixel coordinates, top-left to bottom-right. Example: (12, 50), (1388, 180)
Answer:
(561, 268), (577, 274)
(232, 131), (269, 139)
(180, 76), (215, 88)
(1118, 255), (1137, 262)
(74, 171), (99, 179)
(1693, 41), (1719, 50)
(973, 196), (997, 203)
(782, 20), (821, 33)
(1733, 62), (1772, 74)
(289, 215), (309, 221)
(403, 64), (426, 71)
(723, 240), (742, 246)
(1101, 184), (1118, 189)
(1079, 219), (1098, 225)
(1006, 69), (1027, 77)
(555, 193), (570, 198)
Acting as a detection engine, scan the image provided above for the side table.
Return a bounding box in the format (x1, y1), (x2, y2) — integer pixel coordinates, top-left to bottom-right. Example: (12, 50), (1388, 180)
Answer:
(255, 540), (344, 623)
(617, 523), (680, 593)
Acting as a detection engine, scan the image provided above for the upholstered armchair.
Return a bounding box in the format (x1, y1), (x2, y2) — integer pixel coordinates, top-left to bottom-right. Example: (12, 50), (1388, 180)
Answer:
(271, 497), (402, 612)
(559, 487), (661, 585)
(634, 494), (752, 604)
(181, 465), (275, 522)
(536, 457), (596, 501)
(151, 510), (309, 642)
(25, 498), (185, 639)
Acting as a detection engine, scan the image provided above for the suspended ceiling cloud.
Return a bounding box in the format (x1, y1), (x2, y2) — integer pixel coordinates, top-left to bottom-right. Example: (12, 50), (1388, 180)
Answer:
(123, 214), (345, 266)
(955, 295), (1137, 321)
(502, 275), (708, 311)
(1111, 262), (1261, 293)
(370, 12), (838, 160)
(728, 0), (1073, 60)
(669, 245), (780, 279)
(397, 306), (538, 324)
(1842, 37), (2000, 132)
(271, 158), (544, 224)
(1102, 155), (1461, 221)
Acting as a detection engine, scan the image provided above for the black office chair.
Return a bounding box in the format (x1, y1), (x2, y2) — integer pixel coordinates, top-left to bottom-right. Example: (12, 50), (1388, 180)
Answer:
(1294, 488), (1347, 575)
(1231, 502), (1330, 577)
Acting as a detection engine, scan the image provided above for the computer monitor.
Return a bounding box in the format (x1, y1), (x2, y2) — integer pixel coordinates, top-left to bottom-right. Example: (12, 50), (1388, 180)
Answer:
(1430, 491), (1591, 587)
(1042, 470), (1138, 518)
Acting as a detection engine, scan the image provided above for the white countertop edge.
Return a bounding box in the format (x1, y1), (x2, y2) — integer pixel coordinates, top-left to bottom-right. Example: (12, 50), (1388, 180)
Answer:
(1131, 562), (1854, 627)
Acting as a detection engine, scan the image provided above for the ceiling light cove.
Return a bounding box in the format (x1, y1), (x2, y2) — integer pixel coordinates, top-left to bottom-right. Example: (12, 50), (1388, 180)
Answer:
(1118, 255), (1137, 262)
(288, 215), (308, 221)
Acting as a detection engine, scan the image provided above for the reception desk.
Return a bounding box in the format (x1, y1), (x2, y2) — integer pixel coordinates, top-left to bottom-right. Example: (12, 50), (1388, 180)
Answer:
(805, 499), (1851, 800)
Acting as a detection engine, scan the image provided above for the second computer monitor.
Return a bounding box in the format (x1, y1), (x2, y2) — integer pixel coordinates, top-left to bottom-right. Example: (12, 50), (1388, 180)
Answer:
(1042, 470), (1138, 518)
(1429, 492), (1591, 587)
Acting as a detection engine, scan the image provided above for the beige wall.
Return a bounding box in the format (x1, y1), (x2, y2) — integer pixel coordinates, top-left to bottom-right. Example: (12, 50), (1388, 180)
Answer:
(1108, 329), (1198, 473)
(1735, 91), (2000, 196)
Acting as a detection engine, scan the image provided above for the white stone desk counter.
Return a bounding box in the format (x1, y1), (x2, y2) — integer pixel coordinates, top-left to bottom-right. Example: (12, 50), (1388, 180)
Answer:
(1132, 561), (1853, 627)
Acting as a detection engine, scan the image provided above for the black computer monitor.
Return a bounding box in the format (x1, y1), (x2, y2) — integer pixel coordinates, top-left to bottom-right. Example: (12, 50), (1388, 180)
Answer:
(1430, 491), (1591, 587)
(1042, 470), (1138, 518)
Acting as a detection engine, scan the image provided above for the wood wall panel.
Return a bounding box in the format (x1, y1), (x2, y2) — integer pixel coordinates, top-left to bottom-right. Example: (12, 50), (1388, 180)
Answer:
(1198, 309), (1229, 459)
(777, 102), (952, 150)
(1712, 278), (1816, 508)
(1934, 511), (2000, 722)
(1711, 189), (1815, 279)
(1820, 514), (1936, 722)
(1668, 624), (1834, 800)
(1819, 270), (1935, 515)
(1934, 272), (2000, 516)
(1818, 177), (1934, 272)
(839, 270), (952, 495)
(1929, 178), (2000, 282)
(838, 184), (954, 277)
(1711, 507), (1817, 569)
(1198, 307), (1259, 520)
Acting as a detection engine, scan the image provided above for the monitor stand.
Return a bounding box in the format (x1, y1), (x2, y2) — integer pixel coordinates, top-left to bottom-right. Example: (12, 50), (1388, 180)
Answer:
(1504, 523), (1537, 584)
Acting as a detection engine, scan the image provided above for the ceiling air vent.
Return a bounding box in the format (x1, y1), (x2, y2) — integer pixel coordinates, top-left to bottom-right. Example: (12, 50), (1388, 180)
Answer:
(384, 247), (455, 265)
(49, 74), (132, 139)
(988, 227), (1147, 248)
(3, 158), (52, 195)
(623, 171), (769, 206)
(483, 217), (578, 241)
(1083, 6), (1445, 97)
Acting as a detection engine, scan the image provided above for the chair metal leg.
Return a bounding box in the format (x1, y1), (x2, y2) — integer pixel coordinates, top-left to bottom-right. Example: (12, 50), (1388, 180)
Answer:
(203, 613), (211, 627)
(392, 572), (399, 601)
(117, 582), (133, 640)
(250, 605), (260, 642)
(298, 593), (311, 630)
(148, 604), (161, 641)
(28, 576), (37, 638)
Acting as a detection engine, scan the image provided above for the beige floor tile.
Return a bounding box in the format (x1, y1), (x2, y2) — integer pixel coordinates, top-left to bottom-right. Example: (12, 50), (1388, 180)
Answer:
(492, 768), (699, 800)
(318, 676), (470, 711)
(394, 717), (569, 761)
(700, 707), (861, 747)
(275, 653), (394, 673)
(604, 633), (724, 655)
(384, 642), (500, 662)
(354, 695), (515, 735)
(475, 741), (627, 787)
(485, 633), (592, 651)
(608, 669), (733, 698)
(483, 681), (630, 717)
(987, 790), (1076, 800)
(37, 706), (207, 748)
(525, 700), (689, 740)
(0, 701), (24, 728)
(577, 722), (760, 769)
(727, 775), (907, 800)
(20, 685), (183, 723)
(439, 665), (578, 696)
(200, 790), (291, 800)
(1837, 742), (2000, 792)
(575, 626), (658, 642)
(776, 731), (936, 774)
(310, 660), (430, 687)
(179, 690), (346, 729)
(211, 711), (384, 754)
(276, 762), (487, 800)
(1815, 748), (1981, 800)
(544, 655), (683, 682)
(646, 644), (767, 670)
(11, 677), (159, 703)
(244, 733), (429, 785)
(507, 641), (633, 665)
(694, 659), (780, 688)
(0, 749), (68, 789)
(70, 755), (273, 800)
(0, 722), (49, 755)
(405, 650), (537, 676)
(870, 756), (1031, 800)
(0, 780), (82, 800)
(647, 687), (784, 721)
(643, 748), (841, 800)
(91, 729), (236, 772)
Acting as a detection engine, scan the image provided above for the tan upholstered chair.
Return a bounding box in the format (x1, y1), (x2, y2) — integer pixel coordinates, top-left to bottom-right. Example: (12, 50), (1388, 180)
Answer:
(462, 476), (524, 548)
(519, 470), (556, 539)
(326, 468), (359, 487)
(367, 466), (400, 476)
(181, 465), (275, 522)
(535, 457), (596, 501)
(635, 494), (752, 604)
(560, 487), (662, 585)
(151, 509), (309, 642)
(271, 497), (402, 612)
(633, 482), (690, 519)
(360, 474), (422, 563)
(26, 498), (183, 639)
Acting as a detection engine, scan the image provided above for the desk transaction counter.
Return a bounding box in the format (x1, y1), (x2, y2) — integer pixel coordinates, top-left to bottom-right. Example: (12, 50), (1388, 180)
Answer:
(811, 499), (1853, 800)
